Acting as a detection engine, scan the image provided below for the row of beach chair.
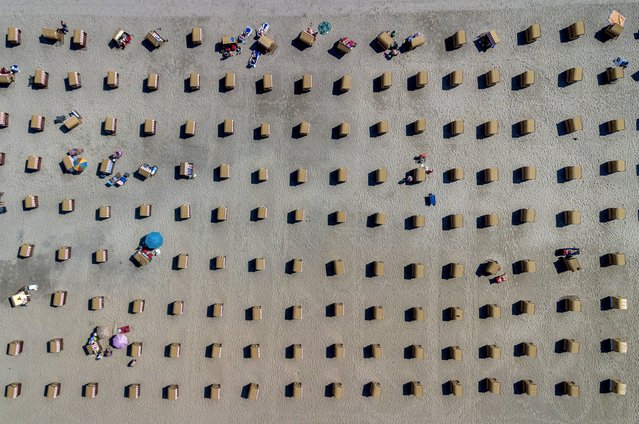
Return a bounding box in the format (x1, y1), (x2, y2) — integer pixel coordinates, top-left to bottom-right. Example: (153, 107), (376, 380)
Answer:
(14, 114), (632, 137)
(17, 241), (628, 270)
(20, 292), (627, 317)
(4, 378), (627, 399)
(10, 20), (620, 52)
(14, 66), (625, 93)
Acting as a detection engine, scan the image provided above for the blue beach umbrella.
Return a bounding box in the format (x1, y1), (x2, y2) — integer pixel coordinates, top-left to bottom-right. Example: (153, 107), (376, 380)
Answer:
(144, 232), (164, 249)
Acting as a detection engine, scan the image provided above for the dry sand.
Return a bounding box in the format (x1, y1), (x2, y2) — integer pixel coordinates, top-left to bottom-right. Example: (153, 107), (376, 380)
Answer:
(0, 1), (638, 423)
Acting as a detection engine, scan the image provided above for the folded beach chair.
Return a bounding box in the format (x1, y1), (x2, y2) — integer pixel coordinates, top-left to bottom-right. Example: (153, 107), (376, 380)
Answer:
(212, 255), (226, 270)
(483, 120), (499, 136)
(373, 212), (386, 226)
(517, 259), (536, 273)
(558, 338), (580, 353)
(209, 303), (223, 318)
(446, 380), (464, 397)
(369, 381), (382, 398)
(147, 73), (159, 91)
(255, 206), (267, 220)
(253, 257), (266, 271)
(0, 111), (8, 128)
(18, 243), (34, 258)
(56, 246), (71, 262)
(291, 344), (303, 360)
(522, 342), (537, 357)
(256, 167), (269, 182)
(371, 261), (385, 277)
(484, 344), (501, 359)
(374, 120), (388, 136)
(516, 300), (535, 315)
(298, 121), (310, 136)
(334, 210), (346, 224)
(369, 343), (383, 358)
(332, 302), (345, 317)
(566, 67), (583, 84)
(337, 122), (350, 137)
(223, 119), (234, 135)
(139, 204), (152, 217)
(33, 69), (49, 88)
(608, 296), (628, 310)
(0, 152), (5, 166)
(189, 72), (200, 90)
(330, 383), (343, 398)
(482, 168), (499, 183)
(606, 207), (625, 221)
(60, 198), (75, 213)
(525, 23), (541, 43)
(450, 120), (464, 136)
(484, 260), (500, 275)
(295, 168), (307, 184)
(291, 305), (303, 320)
(449, 70), (463, 87)
(605, 160), (625, 173)
(482, 214), (499, 227)
(248, 383), (259, 399)
(225, 72), (235, 90)
(520, 70), (535, 87)
(559, 381), (580, 397)
(448, 263), (464, 278)
(563, 210), (581, 225)
(448, 167), (464, 182)
(484, 304), (501, 319)
(447, 307), (464, 321)
(339, 74), (351, 92)
(68, 71), (81, 89)
(410, 306), (425, 321)
(332, 259), (345, 275)
(131, 299), (145, 314)
(95, 249), (108, 263)
(176, 254), (189, 269)
(519, 380), (537, 396)
(251, 305), (263, 320)
(262, 74), (273, 92)
(48, 338), (63, 353)
(519, 119), (535, 135)
(170, 301), (184, 315)
(568, 21), (585, 40)
(102, 116), (117, 134)
(46, 382), (61, 399)
(451, 30), (466, 49)
(52, 290), (67, 307)
(292, 209), (305, 222)
(259, 122), (270, 138)
(73, 29), (87, 48)
(7, 340), (24, 356)
(168, 343), (181, 359)
(607, 118), (625, 133)
(606, 67), (624, 83)
(179, 204), (191, 220)
(410, 262), (425, 278)
(415, 71), (428, 88)
(89, 296), (104, 310)
(83, 382), (98, 399)
(249, 343), (261, 360)
(482, 378), (501, 394)
(413, 118), (426, 134)
(107, 70), (119, 88)
(559, 296), (582, 312)
(30, 115), (45, 132)
(380, 72), (392, 90)
(24, 195), (39, 210)
(210, 343), (222, 359)
(604, 252), (625, 266)
(5, 383), (21, 399)
(7, 26), (22, 45)
(412, 215), (425, 229)
(564, 117), (582, 133)
(301, 74), (312, 92)
(564, 165), (582, 180)
(485, 68), (500, 87)
(127, 384), (141, 399)
(604, 24), (623, 39)
(143, 119), (156, 135)
(167, 385), (179, 400)
(191, 27), (203, 45)
(376, 31), (393, 50)
(448, 214), (463, 229)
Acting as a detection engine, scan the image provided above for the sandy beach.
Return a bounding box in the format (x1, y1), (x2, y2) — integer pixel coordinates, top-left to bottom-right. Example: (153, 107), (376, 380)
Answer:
(0, 1), (638, 422)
